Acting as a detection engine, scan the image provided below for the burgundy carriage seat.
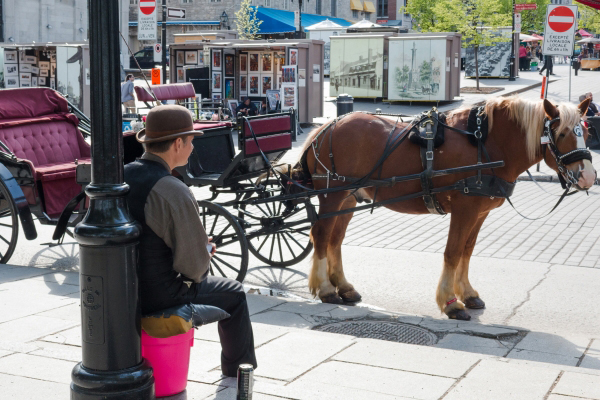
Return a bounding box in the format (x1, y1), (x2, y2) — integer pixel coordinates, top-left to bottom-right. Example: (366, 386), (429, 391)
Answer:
(0, 88), (90, 217)
(242, 115), (293, 158)
(134, 82), (196, 103)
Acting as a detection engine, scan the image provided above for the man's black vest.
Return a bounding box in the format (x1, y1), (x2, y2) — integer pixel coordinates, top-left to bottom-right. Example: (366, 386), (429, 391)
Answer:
(124, 159), (187, 314)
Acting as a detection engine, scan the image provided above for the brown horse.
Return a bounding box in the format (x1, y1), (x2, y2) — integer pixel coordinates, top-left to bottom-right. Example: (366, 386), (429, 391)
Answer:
(300, 97), (596, 320)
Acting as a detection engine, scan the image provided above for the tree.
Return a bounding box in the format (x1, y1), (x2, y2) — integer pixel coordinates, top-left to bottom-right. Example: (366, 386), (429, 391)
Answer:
(518, 0), (551, 34)
(235, 0), (263, 40)
(579, 5), (600, 34)
(400, 0), (438, 32)
(430, 0), (511, 90)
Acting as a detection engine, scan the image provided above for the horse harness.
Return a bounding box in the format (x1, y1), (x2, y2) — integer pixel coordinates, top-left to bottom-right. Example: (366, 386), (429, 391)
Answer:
(309, 108), (517, 215)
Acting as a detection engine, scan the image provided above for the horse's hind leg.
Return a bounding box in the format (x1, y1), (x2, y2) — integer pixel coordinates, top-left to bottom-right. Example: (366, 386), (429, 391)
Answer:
(308, 192), (347, 304)
(328, 195), (362, 303)
(454, 212), (489, 309)
(437, 206), (481, 321)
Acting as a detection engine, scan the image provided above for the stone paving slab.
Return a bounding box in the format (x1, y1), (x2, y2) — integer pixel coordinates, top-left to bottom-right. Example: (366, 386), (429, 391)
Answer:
(252, 330), (354, 381)
(332, 338), (480, 379)
(552, 371), (600, 400)
(292, 360), (455, 400)
(0, 352), (75, 384)
(0, 373), (70, 400)
(434, 334), (510, 357)
(580, 340), (600, 370)
(443, 358), (561, 400)
(506, 348), (580, 367)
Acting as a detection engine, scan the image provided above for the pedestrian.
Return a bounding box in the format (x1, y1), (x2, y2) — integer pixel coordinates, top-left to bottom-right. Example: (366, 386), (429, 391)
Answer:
(539, 55), (554, 75)
(573, 53), (581, 76)
(124, 105), (257, 377)
(519, 44), (527, 71)
(236, 97), (258, 116)
(121, 74), (136, 113)
(587, 92), (600, 115)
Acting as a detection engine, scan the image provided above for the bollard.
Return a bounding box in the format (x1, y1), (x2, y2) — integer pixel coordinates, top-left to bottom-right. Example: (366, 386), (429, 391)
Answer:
(336, 94), (354, 117)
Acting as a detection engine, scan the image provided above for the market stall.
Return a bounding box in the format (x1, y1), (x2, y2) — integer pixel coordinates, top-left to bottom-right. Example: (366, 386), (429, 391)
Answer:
(168, 39), (324, 124)
(305, 19), (346, 76)
(576, 37), (600, 69)
(1, 43), (90, 115)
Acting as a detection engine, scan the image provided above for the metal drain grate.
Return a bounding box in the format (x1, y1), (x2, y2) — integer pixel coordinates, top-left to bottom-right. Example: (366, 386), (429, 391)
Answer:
(314, 321), (438, 345)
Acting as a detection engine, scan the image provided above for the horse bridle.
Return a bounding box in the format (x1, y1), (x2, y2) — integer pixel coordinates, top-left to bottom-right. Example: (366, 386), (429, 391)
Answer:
(542, 117), (592, 189)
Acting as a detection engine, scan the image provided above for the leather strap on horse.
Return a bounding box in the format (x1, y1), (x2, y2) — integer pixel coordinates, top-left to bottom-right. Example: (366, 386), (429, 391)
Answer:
(418, 109), (446, 215)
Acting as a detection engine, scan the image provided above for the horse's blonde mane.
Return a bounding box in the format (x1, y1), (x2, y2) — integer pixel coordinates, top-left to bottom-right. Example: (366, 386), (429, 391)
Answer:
(462, 96), (581, 160)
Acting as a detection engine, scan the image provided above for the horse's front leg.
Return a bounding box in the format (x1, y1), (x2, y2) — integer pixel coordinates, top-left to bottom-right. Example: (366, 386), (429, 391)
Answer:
(454, 212), (489, 310)
(328, 196), (361, 303)
(437, 206), (481, 320)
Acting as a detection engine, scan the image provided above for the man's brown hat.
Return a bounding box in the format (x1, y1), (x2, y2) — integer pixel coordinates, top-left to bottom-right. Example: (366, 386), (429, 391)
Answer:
(136, 104), (203, 143)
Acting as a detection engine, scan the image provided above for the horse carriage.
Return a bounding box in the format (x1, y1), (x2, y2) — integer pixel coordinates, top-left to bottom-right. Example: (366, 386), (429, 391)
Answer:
(0, 86), (595, 321)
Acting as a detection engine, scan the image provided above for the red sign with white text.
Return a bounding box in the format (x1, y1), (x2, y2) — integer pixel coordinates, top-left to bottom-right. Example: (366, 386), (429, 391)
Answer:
(548, 6), (575, 33)
(515, 3), (537, 11)
(140, 0), (156, 15)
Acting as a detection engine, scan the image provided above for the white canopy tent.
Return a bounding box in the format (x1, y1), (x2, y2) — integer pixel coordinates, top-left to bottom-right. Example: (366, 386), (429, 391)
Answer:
(348, 19), (381, 29)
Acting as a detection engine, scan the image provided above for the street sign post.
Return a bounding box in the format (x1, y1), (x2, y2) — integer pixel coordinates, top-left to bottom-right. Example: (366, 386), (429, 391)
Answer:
(542, 5), (577, 56)
(515, 13), (521, 33)
(153, 43), (162, 63)
(138, 0), (157, 40)
(167, 7), (186, 18)
(515, 3), (537, 11)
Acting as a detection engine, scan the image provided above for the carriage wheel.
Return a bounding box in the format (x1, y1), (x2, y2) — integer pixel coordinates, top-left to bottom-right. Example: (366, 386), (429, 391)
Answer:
(239, 180), (313, 268)
(0, 180), (19, 264)
(197, 200), (249, 283)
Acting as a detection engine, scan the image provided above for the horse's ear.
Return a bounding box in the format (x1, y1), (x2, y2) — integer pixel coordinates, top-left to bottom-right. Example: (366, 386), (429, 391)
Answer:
(543, 99), (559, 119)
(578, 98), (591, 115)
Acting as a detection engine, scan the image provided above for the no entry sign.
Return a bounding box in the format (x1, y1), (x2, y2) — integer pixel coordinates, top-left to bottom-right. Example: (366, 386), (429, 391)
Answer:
(542, 5), (578, 56)
(138, 1), (157, 41)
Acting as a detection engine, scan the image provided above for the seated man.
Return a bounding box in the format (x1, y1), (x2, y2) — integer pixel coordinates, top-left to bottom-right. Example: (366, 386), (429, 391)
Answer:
(236, 97), (258, 117)
(124, 105), (257, 377)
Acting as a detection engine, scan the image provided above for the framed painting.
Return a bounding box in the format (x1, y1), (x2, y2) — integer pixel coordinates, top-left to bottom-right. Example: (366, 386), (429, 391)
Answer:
(288, 48), (298, 66)
(248, 74), (259, 96)
(176, 51), (185, 66)
(177, 67), (185, 83)
(185, 51), (198, 65)
(4, 50), (17, 64)
(249, 52), (259, 72)
(240, 75), (248, 95)
(39, 61), (50, 70)
(212, 71), (222, 91)
(261, 52), (272, 73)
(4, 64), (18, 76)
(224, 78), (234, 99)
(212, 93), (222, 102)
(39, 77), (46, 86)
(227, 99), (239, 117)
(240, 53), (248, 73)
(39, 69), (49, 77)
(224, 53), (235, 77)
(19, 64), (32, 73)
(5, 77), (19, 88)
(198, 50), (204, 66)
(212, 49), (222, 70)
(261, 75), (272, 95)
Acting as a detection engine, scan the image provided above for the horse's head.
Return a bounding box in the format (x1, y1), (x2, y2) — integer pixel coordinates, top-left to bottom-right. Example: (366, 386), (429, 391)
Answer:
(542, 99), (596, 191)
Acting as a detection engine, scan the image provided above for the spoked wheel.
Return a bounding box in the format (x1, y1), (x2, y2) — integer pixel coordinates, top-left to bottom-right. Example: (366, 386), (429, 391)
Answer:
(239, 180), (313, 267)
(0, 180), (19, 264)
(197, 200), (249, 283)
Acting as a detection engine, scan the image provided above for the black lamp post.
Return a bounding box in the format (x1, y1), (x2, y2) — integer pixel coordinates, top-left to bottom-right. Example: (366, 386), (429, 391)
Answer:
(70, 0), (154, 399)
(509, 0), (516, 81)
(291, 0), (309, 39)
(220, 11), (230, 30)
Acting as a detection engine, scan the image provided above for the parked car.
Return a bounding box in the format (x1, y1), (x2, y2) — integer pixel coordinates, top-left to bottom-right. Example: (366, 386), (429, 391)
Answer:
(130, 47), (169, 69)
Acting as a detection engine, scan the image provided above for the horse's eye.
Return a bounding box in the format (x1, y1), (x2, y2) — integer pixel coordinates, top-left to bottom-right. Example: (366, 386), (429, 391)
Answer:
(558, 133), (565, 138)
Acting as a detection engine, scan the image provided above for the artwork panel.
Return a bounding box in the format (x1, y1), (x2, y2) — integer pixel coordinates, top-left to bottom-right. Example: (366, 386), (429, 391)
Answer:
(185, 51), (198, 65)
(177, 67), (185, 83)
(224, 78), (235, 99)
(224, 53), (235, 76)
(261, 53), (272, 73)
(240, 75), (248, 95)
(4, 50), (18, 64)
(328, 38), (383, 98)
(39, 69), (49, 77)
(248, 74), (259, 95)
(240, 54), (248, 72)
(39, 77), (46, 85)
(5, 77), (19, 88)
(212, 50), (222, 70)
(4, 64), (19, 76)
(177, 51), (185, 66)
(249, 52), (259, 72)
(261, 75), (272, 95)
(212, 71), (222, 91)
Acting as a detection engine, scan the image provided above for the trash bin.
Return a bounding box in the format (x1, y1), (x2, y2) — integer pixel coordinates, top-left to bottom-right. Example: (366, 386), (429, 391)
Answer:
(336, 94), (353, 117)
(586, 117), (600, 149)
(530, 62), (538, 71)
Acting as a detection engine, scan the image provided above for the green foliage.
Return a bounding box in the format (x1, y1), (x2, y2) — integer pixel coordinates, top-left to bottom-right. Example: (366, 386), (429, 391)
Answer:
(519, 0), (551, 33)
(235, 0), (263, 40)
(430, 0), (511, 48)
(579, 5), (600, 34)
(400, 0), (437, 31)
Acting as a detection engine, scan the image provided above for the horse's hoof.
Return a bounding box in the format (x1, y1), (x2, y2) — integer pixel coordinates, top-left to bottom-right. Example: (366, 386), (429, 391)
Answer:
(464, 297), (485, 309)
(339, 289), (362, 304)
(447, 309), (471, 321)
(320, 293), (344, 304)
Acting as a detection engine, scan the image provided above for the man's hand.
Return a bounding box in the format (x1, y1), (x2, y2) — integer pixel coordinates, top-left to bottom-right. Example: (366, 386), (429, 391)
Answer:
(207, 237), (217, 256)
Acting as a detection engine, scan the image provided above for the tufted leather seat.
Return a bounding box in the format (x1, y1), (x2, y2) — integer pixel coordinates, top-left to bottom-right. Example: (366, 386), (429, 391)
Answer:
(0, 88), (90, 217)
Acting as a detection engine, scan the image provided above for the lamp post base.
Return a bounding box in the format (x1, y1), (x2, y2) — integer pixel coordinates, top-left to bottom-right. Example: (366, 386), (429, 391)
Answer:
(71, 360), (155, 400)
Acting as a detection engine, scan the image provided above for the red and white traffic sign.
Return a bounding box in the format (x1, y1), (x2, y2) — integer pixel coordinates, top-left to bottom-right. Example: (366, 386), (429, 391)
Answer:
(542, 4), (578, 57)
(548, 6), (575, 33)
(138, 0), (157, 40)
(153, 43), (162, 63)
(140, 0), (156, 15)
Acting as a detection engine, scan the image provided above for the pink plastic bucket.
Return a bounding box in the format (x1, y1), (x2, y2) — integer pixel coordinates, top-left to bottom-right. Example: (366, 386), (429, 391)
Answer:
(141, 329), (194, 398)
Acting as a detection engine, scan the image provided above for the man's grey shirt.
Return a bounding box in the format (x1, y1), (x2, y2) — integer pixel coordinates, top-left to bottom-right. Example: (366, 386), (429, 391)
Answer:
(140, 152), (210, 283)
(121, 81), (135, 102)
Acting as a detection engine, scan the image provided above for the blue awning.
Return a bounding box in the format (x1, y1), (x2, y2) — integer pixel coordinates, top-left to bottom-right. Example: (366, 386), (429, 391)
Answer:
(252, 7), (352, 34)
(129, 21), (219, 26)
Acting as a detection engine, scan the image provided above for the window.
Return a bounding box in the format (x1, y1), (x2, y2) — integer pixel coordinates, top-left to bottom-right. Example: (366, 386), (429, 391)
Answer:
(182, 0), (193, 3)
(264, 0), (271, 6)
(283, 0), (289, 9)
(315, 0), (322, 14)
(130, 0), (138, 4)
(352, 10), (358, 19)
(364, 12), (371, 20)
(377, 0), (388, 18)
(331, 0), (337, 17)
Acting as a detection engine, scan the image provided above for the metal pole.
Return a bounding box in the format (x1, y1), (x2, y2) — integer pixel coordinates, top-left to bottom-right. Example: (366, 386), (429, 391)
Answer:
(162, 0), (167, 84)
(70, 0), (153, 398)
(569, 55), (572, 102)
(509, 0), (516, 81)
(545, 56), (550, 100)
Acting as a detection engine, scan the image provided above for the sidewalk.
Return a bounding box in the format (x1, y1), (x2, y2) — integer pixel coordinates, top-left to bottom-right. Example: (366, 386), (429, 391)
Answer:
(1, 263), (599, 400)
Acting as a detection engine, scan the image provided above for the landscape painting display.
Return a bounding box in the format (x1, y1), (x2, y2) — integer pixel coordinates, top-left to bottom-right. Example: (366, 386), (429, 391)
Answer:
(387, 39), (447, 101)
(329, 37), (384, 98)
(465, 31), (511, 78)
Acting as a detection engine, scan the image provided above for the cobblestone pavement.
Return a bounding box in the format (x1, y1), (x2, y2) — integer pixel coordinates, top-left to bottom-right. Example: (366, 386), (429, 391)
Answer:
(343, 180), (600, 268)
